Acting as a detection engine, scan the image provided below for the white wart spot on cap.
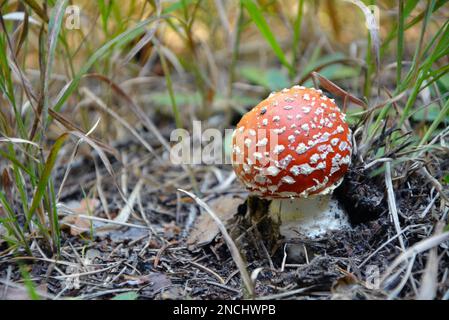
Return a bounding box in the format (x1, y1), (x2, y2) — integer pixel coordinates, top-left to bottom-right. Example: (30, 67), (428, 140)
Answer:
(288, 135), (295, 143)
(273, 127), (286, 134)
(277, 154), (293, 168)
(331, 138), (339, 146)
(316, 162), (326, 170)
(273, 145), (285, 155)
(296, 143), (307, 154)
(256, 138), (268, 147)
(339, 141), (348, 151)
(282, 176), (296, 184)
(253, 152), (263, 160)
(266, 166), (280, 176)
(309, 153), (320, 164)
(301, 123), (310, 132)
(290, 163), (314, 176)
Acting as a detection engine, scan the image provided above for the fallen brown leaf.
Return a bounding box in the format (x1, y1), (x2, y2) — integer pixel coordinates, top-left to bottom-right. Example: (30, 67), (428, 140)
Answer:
(186, 195), (245, 249)
(60, 198), (100, 236)
(120, 272), (171, 292)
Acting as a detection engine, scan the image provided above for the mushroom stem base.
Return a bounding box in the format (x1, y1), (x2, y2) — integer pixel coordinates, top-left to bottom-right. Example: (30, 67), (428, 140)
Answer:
(268, 194), (350, 239)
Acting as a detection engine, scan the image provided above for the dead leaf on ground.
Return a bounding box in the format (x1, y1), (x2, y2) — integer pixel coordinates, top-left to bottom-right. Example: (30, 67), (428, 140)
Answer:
(187, 195), (245, 249)
(120, 272), (172, 292)
(60, 198), (100, 236)
(163, 221), (181, 239)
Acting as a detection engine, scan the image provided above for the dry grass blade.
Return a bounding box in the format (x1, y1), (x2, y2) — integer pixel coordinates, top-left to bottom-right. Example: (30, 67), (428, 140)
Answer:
(419, 167), (449, 203)
(343, 0), (380, 82)
(256, 286), (314, 300)
(14, 10), (30, 56)
(56, 118), (101, 201)
(0, 137), (39, 148)
(0, 14), (38, 104)
(67, 131), (115, 178)
(123, 2), (163, 65)
(82, 73), (171, 151)
(311, 72), (367, 109)
(358, 226), (412, 268)
(49, 108), (118, 158)
(385, 161), (406, 251)
(417, 243), (439, 300)
(22, 0), (49, 23)
(178, 189), (254, 297)
(382, 231), (449, 284)
(112, 179), (143, 225)
(417, 223), (444, 300)
(80, 87), (162, 162)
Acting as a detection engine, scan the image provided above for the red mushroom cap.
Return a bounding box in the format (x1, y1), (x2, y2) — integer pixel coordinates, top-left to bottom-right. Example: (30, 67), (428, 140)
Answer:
(231, 86), (352, 198)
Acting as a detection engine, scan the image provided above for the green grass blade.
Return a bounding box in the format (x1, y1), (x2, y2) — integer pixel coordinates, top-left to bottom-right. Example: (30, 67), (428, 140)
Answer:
(0, 149), (35, 178)
(292, 0), (304, 72)
(397, 0), (405, 84)
(241, 0), (293, 73)
(418, 98), (449, 146)
(158, 46), (183, 129)
(404, 0), (420, 17)
(98, 0), (113, 35)
(42, 0), (68, 130)
(26, 133), (68, 223)
(19, 265), (41, 300)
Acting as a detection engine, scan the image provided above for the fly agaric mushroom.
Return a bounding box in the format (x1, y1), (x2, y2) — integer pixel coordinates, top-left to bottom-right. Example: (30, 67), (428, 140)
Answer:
(231, 85), (352, 239)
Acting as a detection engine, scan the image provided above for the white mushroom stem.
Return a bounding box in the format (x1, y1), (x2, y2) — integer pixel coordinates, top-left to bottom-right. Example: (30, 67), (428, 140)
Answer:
(268, 194), (350, 239)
